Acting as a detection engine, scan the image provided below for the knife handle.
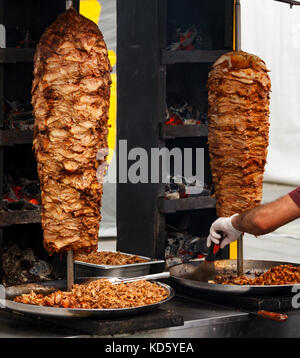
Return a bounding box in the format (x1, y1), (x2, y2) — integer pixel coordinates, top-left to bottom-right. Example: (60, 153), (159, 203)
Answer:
(213, 244), (220, 254)
(256, 310), (288, 322)
(206, 242), (217, 261)
(206, 232), (223, 261)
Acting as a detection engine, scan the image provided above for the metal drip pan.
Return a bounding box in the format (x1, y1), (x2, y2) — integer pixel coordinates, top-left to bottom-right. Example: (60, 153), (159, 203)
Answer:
(74, 251), (165, 278)
(4, 277), (175, 319)
(170, 259), (300, 296)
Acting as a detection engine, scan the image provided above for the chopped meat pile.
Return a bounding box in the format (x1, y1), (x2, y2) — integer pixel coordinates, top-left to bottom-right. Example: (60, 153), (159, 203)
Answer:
(207, 51), (271, 217)
(32, 8), (111, 254)
(214, 265), (300, 285)
(75, 251), (148, 265)
(13, 279), (168, 309)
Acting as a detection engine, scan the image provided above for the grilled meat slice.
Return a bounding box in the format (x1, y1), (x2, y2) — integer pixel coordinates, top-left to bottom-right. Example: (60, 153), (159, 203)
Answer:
(207, 51), (271, 217)
(32, 8), (111, 254)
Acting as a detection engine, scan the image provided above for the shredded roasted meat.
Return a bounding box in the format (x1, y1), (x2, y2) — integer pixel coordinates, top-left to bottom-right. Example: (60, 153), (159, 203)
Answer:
(213, 265), (300, 285)
(13, 279), (168, 309)
(32, 8), (111, 254)
(207, 51), (271, 217)
(74, 251), (148, 265)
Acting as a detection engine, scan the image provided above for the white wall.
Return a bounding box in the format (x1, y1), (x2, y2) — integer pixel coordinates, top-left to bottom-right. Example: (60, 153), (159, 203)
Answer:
(96, 0), (117, 237)
(241, 0), (300, 186)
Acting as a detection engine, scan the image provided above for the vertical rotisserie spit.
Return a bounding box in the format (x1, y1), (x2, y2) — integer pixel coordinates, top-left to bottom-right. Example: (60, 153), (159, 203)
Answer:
(32, 8), (111, 254)
(207, 51), (271, 217)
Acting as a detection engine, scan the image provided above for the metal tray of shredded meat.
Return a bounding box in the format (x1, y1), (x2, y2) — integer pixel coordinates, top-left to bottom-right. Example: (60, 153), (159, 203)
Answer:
(4, 278), (174, 319)
(170, 259), (300, 296)
(74, 251), (165, 278)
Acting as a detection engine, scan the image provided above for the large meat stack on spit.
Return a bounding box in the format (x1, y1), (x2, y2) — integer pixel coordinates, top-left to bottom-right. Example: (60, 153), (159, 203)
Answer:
(207, 51), (271, 217)
(32, 8), (111, 254)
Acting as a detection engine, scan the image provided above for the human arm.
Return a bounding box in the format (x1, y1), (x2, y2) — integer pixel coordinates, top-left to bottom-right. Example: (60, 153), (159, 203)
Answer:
(232, 194), (300, 235)
(207, 192), (300, 249)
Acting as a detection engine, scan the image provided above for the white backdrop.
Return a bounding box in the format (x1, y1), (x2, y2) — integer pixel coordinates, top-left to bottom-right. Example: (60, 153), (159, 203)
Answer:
(241, 0), (300, 186)
(97, 0), (117, 238)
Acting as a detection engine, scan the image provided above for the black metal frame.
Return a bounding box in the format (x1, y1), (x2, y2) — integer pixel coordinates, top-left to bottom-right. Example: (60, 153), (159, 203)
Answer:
(116, 0), (234, 259)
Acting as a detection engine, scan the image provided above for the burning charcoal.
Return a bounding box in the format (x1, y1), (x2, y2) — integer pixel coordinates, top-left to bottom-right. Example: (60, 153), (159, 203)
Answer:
(4, 200), (26, 211)
(2, 244), (52, 286)
(165, 227), (209, 267)
(168, 176), (186, 198)
(165, 107), (184, 126)
(6, 27), (36, 48)
(166, 26), (198, 51)
(182, 236), (208, 255)
(165, 257), (184, 268)
(166, 24), (212, 52)
(165, 191), (180, 200)
(165, 237), (181, 257)
(180, 104), (197, 125)
(184, 178), (209, 197)
(18, 30), (36, 48)
(165, 182), (180, 200)
(2, 176), (19, 202)
(21, 180), (40, 201)
(29, 260), (52, 279)
(2, 172), (41, 211)
(194, 31), (213, 50)
(3, 199), (39, 212)
(23, 200), (39, 210)
(4, 99), (33, 130)
(165, 95), (202, 126)
(166, 175), (211, 198)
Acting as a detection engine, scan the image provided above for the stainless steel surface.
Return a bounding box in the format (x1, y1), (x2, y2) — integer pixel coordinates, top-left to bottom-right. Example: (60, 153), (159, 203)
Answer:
(112, 300), (300, 338)
(170, 259), (300, 295)
(67, 250), (74, 291)
(74, 251), (165, 278)
(237, 233), (244, 276)
(108, 295), (249, 338)
(5, 278), (174, 319)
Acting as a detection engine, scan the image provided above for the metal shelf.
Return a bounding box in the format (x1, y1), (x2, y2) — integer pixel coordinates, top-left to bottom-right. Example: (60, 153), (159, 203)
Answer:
(0, 48), (35, 63)
(0, 129), (33, 146)
(0, 209), (41, 227)
(161, 124), (208, 139)
(161, 49), (228, 65)
(158, 196), (216, 214)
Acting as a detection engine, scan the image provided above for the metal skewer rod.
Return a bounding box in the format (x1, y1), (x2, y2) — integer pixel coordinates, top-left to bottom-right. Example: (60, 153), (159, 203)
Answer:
(67, 250), (74, 291)
(235, 0), (241, 51)
(235, 0), (243, 276)
(237, 233), (244, 276)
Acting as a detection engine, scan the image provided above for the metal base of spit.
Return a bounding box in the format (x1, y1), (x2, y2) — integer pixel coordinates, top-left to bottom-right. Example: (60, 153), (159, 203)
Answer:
(110, 294), (300, 339)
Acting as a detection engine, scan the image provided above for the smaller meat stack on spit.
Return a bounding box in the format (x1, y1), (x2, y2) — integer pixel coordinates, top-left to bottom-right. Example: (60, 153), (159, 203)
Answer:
(207, 51), (271, 217)
(32, 8), (111, 254)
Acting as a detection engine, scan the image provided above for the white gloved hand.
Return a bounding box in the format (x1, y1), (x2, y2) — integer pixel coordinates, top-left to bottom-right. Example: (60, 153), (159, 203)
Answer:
(207, 214), (242, 249)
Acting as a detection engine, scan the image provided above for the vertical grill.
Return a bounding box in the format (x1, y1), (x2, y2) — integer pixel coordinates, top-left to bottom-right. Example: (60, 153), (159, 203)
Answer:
(117, 0), (234, 261)
(0, 0), (79, 286)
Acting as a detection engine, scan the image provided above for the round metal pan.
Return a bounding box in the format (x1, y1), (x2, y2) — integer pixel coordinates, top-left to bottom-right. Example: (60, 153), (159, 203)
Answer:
(4, 278), (175, 319)
(169, 259), (300, 296)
